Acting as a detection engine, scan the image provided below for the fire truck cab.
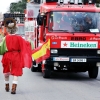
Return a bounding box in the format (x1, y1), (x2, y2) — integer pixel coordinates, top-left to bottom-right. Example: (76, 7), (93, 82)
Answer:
(29, 0), (100, 79)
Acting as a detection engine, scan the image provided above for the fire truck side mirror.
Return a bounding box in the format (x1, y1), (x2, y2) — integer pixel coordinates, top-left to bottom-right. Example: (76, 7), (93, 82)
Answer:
(38, 15), (44, 25)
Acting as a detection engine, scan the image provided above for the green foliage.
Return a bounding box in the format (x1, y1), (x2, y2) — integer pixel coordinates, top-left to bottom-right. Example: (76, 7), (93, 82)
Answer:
(10, 0), (27, 13)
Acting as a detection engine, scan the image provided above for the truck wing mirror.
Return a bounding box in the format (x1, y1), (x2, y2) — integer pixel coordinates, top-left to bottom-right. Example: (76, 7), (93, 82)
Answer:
(38, 15), (44, 25)
(38, 12), (46, 25)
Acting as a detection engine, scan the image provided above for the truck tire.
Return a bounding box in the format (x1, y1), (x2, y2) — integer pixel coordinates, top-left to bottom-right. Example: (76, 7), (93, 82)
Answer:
(31, 66), (38, 72)
(38, 64), (42, 72)
(42, 64), (51, 78)
(88, 67), (98, 79)
(43, 69), (51, 78)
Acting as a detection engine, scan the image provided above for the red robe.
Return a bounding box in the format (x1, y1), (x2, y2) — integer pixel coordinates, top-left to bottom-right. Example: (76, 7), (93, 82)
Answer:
(1, 35), (32, 76)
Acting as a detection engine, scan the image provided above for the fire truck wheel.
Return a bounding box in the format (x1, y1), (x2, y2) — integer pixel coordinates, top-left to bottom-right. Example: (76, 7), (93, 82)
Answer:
(88, 67), (98, 79)
(38, 64), (42, 72)
(42, 65), (51, 78)
(31, 66), (38, 72)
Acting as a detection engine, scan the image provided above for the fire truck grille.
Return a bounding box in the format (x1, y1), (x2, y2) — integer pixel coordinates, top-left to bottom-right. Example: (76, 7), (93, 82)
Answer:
(53, 49), (98, 56)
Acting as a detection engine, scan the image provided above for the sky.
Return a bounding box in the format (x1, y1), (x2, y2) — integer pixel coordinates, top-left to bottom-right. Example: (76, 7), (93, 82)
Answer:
(0, 0), (20, 14)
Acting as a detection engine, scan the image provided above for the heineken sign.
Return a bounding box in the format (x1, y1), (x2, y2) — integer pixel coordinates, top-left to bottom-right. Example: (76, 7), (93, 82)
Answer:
(61, 41), (98, 48)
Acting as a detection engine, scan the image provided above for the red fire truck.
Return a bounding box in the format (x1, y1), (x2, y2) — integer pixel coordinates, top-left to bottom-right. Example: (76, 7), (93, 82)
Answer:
(25, 0), (100, 78)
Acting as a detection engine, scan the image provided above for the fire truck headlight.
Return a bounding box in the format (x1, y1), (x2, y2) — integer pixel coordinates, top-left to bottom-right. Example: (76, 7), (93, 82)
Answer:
(97, 50), (100, 54)
(51, 49), (58, 54)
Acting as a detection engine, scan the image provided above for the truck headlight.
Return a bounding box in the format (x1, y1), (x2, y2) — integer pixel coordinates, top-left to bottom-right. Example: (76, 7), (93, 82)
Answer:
(51, 49), (58, 54)
(97, 50), (100, 54)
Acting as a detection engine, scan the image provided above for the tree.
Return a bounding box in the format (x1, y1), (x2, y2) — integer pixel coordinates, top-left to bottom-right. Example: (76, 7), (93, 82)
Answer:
(10, 0), (27, 13)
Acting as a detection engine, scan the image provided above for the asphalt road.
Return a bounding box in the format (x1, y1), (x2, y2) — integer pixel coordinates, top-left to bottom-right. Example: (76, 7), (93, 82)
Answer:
(0, 55), (100, 100)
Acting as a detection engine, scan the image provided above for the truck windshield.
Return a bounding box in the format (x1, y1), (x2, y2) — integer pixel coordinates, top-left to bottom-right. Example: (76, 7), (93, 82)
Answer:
(48, 11), (100, 33)
(16, 25), (25, 35)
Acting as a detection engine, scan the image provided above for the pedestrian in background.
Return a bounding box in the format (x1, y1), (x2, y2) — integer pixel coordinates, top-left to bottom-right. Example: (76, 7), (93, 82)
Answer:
(0, 18), (32, 94)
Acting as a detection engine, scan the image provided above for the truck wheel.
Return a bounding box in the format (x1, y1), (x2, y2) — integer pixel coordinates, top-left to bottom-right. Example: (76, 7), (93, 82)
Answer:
(31, 66), (38, 72)
(38, 64), (42, 72)
(43, 69), (51, 78)
(42, 64), (51, 78)
(88, 67), (98, 79)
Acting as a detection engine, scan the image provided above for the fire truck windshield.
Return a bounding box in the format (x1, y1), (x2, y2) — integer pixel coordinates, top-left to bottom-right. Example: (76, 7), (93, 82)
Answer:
(48, 11), (100, 33)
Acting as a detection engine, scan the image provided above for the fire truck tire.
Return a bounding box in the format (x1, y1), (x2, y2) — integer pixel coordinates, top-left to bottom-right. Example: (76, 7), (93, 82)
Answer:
(38, 64), (42, 72)
(88, 67), (98, 79)
(43, 70), (51, 78)
(42, 65), (51, 78)
(31, 66), (38, 72)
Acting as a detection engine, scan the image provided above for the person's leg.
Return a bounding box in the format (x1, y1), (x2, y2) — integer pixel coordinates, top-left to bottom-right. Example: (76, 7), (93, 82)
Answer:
(4, 72), (10, 92)
(11, 76), (18, 94)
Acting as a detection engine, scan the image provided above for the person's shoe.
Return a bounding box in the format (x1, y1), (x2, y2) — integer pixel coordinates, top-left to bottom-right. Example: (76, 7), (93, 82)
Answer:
(5, 83), (9, 92)
(11, 84), (17, 94)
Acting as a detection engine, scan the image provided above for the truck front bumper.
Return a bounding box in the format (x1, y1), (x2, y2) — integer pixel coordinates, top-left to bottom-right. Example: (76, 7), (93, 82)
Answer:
(46, 56), (100, 66)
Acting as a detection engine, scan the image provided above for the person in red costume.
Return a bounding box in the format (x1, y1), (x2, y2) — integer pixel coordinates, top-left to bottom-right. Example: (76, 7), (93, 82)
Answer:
(0, 19), (32, 94)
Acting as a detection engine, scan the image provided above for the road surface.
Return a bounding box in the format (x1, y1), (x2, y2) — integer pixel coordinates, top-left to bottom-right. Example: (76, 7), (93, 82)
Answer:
(0, 56), (100, 100)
